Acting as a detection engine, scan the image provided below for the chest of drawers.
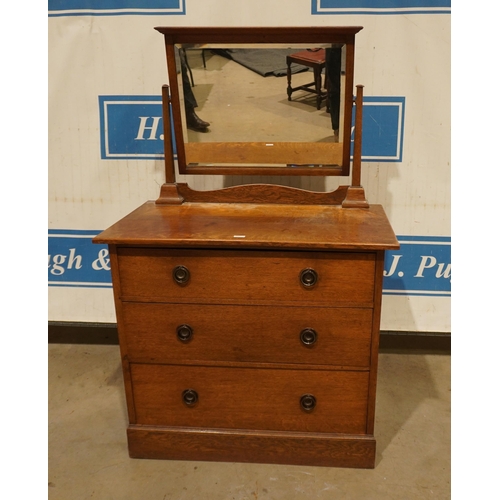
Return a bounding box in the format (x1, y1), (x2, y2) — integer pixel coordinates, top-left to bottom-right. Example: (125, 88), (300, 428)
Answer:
(94, 200), (398, 468)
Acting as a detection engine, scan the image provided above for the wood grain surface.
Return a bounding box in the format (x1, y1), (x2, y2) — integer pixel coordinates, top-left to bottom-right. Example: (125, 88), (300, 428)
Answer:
(121, 302), (373, 367)
(117, 248), (375, 306)
(93, 201), (399, 251)
(93, 197), (398, 468)
(184, 141), (343, 166)
(127, 425), (376, 468)
(130, 363), (369, 434)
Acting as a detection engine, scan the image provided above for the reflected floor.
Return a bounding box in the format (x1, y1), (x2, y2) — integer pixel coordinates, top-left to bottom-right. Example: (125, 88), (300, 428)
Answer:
(182, 50), (344, 146)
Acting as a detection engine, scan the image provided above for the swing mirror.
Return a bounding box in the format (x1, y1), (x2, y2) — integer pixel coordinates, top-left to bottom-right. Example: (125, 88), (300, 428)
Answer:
(155, 27), (362, 176)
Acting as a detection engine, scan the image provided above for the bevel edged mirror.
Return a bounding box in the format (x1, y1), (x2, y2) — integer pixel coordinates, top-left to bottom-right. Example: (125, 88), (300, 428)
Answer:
(155, 27), (362, 177)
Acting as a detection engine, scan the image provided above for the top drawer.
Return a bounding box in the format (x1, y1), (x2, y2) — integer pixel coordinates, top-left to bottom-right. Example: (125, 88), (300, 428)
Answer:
(117, 248), (375, 306)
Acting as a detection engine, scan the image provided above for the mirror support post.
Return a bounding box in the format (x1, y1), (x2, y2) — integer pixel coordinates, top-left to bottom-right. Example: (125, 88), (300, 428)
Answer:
(342, 84), (369, 208)
(352, 84), (364, 187)
(161, 85), (176, 184)
(156, 85), (184, 205)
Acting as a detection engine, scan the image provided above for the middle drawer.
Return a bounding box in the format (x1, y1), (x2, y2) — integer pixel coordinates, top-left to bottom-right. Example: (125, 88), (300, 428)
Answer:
(121, 303), (373, 367)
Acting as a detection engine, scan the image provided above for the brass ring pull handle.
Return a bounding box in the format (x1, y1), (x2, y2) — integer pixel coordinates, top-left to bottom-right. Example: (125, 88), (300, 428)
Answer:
(182, 389), (198, 406)
(300, 394), (317, 412)
(299, 268), (318, 288)
(176, 324), (193, 342)
(300, 328), (318, 346)
(173, 265), (190, 285)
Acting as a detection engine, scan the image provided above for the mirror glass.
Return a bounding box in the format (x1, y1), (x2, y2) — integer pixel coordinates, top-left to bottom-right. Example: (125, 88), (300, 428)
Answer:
(174, 43), (346, 170)
(157, 25), (364, 176)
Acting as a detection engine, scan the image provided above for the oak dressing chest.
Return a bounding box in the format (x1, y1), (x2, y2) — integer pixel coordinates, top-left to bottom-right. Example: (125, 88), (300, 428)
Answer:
(94, 27), (399, 468)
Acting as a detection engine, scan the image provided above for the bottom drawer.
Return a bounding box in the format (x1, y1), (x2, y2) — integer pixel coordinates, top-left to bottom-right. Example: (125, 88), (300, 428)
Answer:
(130, 364), (369, 434)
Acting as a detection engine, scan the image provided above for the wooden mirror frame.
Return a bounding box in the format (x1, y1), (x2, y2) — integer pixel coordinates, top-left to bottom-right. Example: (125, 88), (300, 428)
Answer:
(155, 26), (363, 177)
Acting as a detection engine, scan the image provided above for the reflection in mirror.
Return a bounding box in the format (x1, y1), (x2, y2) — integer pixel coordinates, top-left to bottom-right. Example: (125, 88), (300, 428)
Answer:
(175, 44), (346, 169)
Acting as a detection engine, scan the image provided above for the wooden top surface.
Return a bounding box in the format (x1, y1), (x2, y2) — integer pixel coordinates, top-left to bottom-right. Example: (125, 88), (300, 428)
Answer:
(93, 201), (399, 251)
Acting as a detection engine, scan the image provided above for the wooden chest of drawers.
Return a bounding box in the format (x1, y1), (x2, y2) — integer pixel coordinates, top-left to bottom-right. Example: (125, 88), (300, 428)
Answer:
(94, 201), (398, 468)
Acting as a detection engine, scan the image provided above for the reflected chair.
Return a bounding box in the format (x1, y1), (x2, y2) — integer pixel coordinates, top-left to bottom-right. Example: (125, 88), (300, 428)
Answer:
(286, 48), (328, 110)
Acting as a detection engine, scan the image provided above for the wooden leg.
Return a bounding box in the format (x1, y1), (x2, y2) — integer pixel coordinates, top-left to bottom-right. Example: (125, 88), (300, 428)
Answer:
(325, 69), (330, 113)
(286, 58), (292, 101)
(314, 67), (321, 109)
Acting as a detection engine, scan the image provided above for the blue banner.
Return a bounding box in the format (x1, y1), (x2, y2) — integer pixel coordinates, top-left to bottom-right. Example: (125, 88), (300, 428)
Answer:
(99, 96), (166, 160)
(352, 97), (405, 162)
(48, 230), (112, 288)
(99, 95), (404, 162)
(312, 0), (450, 15)
(383, 236), (450, 296)
(48, 231), (450, 296)
(48, 1), (185, 17)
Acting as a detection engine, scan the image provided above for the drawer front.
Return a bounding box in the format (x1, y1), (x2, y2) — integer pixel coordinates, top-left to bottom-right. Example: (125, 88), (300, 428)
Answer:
(117, 248), (375, 306)
(130, 363), (369, 434)
(122, 303), (373, 367)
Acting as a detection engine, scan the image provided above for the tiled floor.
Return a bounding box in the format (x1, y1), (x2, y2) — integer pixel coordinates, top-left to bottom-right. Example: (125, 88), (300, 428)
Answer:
(48, 343), (450, 499)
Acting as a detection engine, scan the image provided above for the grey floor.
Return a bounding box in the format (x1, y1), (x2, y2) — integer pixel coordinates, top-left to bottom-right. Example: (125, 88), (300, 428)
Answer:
(48, 344), (450, 499)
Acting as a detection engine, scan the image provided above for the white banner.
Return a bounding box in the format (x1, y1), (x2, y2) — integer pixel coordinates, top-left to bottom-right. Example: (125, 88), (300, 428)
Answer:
(48, 1), (450, 331)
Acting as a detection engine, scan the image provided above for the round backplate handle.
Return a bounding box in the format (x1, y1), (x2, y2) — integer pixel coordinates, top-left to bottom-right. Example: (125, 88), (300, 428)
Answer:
(300, 394), (317, 412)
(299, 268), (318, 288)
(176, 324), (193, 342)
(182, 389), (198, 406)
(173, 265), (190, 285)
(300, 328), (318, 346)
